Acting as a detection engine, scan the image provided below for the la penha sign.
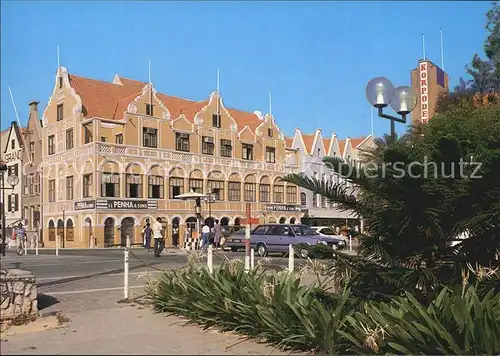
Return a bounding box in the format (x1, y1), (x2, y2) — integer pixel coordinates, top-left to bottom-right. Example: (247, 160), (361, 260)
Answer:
(4, 150), (23, 163)
(74, 199), (158, 210)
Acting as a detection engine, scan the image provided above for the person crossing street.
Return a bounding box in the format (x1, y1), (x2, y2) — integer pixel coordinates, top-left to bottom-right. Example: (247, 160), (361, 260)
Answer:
(152, 217), (164, 257)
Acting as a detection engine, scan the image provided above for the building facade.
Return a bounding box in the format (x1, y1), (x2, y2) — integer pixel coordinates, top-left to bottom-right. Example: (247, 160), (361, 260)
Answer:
(1, 122), (25, 238)
(411, 59), (449, 125)
(286, 128), (373, 227)
(22, 101), (43, 241)
(40, 66), (301, 248)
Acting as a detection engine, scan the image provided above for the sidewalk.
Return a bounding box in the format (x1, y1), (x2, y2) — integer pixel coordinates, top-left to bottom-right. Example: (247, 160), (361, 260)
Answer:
(1, 303), (295, 355)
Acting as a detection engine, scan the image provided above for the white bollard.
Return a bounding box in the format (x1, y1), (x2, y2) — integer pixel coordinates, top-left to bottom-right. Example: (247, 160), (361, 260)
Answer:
(207, 244), (213, 273)
(349, 235), (352, 251)
(124, 235), (131, 300)
(35, 235), (39, 256)
(288, 244), (294, 272)
(244, 224), (251, 272)
(55, 235), (59, 256)
(24, 238), (27, 256)
(250, 248), (255, 270)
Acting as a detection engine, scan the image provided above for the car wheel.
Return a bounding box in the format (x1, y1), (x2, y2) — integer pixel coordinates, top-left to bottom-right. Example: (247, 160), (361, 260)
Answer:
(256, 243), (268, 257)
(230, 247), (238, 252)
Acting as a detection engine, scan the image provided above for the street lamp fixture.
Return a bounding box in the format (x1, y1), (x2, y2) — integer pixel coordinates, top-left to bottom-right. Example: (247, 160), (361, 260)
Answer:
(366, 77), (417, 142)
(203, 190), (218, 224)
(0, 160), (19, 256)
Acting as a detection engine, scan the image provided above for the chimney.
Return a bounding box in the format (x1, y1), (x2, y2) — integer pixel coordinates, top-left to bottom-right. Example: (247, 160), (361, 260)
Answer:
(29, 101), (39, 111)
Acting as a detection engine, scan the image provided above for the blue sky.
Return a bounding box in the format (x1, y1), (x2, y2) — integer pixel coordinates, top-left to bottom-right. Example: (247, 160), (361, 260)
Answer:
(0, 1), (492, 139)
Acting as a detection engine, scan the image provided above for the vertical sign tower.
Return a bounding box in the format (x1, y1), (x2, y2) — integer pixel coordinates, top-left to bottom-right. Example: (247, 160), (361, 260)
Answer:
(411, 59), (449, 125)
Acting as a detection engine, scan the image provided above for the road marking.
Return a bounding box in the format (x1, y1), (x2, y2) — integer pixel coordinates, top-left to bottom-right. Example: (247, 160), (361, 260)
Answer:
(37, 270), (164, 281)
(41, 285), (147, 295)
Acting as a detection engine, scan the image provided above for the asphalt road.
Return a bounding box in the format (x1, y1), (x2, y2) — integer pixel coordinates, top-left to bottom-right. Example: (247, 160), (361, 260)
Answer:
(0, 247), (356, 314)
(0, 247), (295, 313)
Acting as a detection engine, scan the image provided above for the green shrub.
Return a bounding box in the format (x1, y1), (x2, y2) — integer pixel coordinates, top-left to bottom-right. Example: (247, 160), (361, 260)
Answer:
(341, 285), (500, 355)
(146, 261), (354, 353)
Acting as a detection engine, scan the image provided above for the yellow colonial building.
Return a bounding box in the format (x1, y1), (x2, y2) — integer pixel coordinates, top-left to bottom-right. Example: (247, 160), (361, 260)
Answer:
(40, 66), (301, 248)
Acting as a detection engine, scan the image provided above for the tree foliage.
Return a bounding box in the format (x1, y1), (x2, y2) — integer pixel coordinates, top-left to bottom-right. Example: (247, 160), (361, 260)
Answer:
(283, 104), (500, 302)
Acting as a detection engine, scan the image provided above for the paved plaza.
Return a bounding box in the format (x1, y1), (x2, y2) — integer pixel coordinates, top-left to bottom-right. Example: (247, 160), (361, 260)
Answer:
(0, 247), (354, 354)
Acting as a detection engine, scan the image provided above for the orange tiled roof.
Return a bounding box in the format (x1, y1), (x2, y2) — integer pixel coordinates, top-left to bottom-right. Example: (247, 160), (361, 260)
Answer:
(284, 137), (294, 148)
(301, 134), (316, 154)
(350, 136), (368, 149)
(70, 73), (264, 132)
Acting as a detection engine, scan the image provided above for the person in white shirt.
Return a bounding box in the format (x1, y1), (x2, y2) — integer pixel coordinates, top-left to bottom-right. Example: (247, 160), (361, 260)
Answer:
(152, 218), (164, 257)
(202, 224), (210, 250)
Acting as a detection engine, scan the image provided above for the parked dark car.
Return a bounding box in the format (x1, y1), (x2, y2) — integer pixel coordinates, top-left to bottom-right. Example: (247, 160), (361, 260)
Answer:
(224, 224), (337, 257)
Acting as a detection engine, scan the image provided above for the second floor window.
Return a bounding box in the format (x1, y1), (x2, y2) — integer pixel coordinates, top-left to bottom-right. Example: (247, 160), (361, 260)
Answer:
(273, 185), (284, 203)
(143, 127), (158, 148)
(148, 175), (164, 199)
(66, 129), (74, 150)
(228, 182), (241, 201)
(221, 139), (232, 157)
(266, 147), (276, 163)
(286, 186), (297, 204)
(189, 178), (203, 194)
(175, 133), (189, 152)
(101, 172), (120, 197)
(48, 179), (56, 202)
(57, 104), (63, 121)
(83, 174), (93, 198)
(208, 180), (224, 200)
(84, 124), (93, 144)
(212, 113), (221, 128)
(244, 183), (256, 202)
(115, 133), (123, 144)
(300, 192), (307, 206)
(126, 174), (142, 198)
(259, 184), (270, 202)
(146, 103), (154, 116)
(202, 136), (214, 155)
(29, 174), (35, 195)
(48, 135), (55, 155)
(66, 176), (74, 200)
(242, 143), (253, 160)
(169, 177), (184, 199)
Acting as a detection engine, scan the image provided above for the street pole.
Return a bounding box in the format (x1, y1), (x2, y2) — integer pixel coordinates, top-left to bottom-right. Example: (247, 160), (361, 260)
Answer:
(0, 171), (5, 256)
(62, 208), (65, 248)
(195, 197), (201, 250)
(244, 203), (251, 272)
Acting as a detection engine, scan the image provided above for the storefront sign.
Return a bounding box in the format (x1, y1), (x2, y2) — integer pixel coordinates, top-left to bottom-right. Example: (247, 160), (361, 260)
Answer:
(419, 61), (429, 124)
(96, 199), (158, 210)
(74, 200), (96, 210)
(4, 150), (22, 163)
(265, 204), (301, 212)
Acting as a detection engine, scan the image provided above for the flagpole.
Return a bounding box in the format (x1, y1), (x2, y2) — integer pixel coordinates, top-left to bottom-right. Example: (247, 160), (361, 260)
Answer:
(370, 106), (374, 137)
(269, 92), (272, 116)
(216, 69), (220, 115)
(8, 87), (31, 165)
(440, 28), (444, 70)
(422, 33), (426, 60)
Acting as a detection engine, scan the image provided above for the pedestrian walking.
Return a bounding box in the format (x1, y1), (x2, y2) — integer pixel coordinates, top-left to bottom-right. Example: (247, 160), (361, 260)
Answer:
(152, 218), (164, 257)
(16, 223), (26, 256)
(142, 224), (152, 251)
(214, 219), (222, 250)
(202, 224), (210, 250)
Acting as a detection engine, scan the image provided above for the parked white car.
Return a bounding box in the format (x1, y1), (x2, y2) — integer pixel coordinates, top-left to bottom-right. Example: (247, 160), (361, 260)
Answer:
(310, 226), (347, 250)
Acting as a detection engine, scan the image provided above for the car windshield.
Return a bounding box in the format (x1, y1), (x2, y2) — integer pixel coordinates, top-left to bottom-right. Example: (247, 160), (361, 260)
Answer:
(320, 228), (335, 235)
(292, 225), (319, 236)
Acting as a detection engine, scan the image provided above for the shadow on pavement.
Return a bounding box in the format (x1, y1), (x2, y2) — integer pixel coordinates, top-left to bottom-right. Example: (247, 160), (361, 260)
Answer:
(37, 293), (60, 310)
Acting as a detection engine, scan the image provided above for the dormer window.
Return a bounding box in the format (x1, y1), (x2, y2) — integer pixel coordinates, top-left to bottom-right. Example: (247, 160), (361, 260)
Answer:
(58, 76), (63, 89)
(212, 114), (221, 128)
(268, 128), (273, 137)
(57, 104), (63, 121)
(146, 104), (154, 116)
(317, 148), (320, 156)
